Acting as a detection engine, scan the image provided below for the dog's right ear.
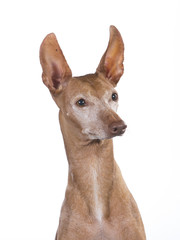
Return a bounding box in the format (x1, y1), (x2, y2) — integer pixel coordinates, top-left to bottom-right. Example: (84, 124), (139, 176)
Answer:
(96, 26), (124, 87)
(40, 33), (72, 94)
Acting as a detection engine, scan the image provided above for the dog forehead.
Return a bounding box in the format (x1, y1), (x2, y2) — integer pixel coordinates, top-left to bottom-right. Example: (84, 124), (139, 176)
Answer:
(66, 74), (113, 98)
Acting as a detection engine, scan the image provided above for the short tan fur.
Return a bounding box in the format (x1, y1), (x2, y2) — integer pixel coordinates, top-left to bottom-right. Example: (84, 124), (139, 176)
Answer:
(40, 26), (146, 240)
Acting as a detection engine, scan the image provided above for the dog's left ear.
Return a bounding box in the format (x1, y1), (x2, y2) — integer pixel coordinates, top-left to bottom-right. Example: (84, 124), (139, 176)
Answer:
(40, 33), (72, 94)
(96, 26), (124, 87)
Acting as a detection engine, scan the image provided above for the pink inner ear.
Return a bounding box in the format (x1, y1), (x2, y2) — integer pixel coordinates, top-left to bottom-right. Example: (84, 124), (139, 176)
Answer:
(52, 77), (61, 89)
(51, 62), (62, 89)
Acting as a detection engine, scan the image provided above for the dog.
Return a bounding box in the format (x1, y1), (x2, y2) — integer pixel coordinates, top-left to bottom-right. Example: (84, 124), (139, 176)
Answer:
(40, 25), (146, 240)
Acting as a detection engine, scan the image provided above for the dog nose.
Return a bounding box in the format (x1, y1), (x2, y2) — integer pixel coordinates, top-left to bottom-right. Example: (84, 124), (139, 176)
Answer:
(109, 121), (127, 136)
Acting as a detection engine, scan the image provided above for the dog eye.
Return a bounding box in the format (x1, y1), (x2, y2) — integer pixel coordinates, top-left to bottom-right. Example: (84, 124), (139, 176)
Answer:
(112, 93), (118, 101)
(76, 98), (86, 107)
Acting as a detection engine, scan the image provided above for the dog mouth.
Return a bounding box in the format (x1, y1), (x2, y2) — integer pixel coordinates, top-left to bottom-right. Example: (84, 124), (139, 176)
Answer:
(87, 132), (101, 139)
(86, 128), (126, 140)
(118, 128), (126, 136)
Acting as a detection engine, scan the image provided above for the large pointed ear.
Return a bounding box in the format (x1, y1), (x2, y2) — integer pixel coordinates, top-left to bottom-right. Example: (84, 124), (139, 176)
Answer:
(40, 33), (72, 94)
(96, 26), (124, 87)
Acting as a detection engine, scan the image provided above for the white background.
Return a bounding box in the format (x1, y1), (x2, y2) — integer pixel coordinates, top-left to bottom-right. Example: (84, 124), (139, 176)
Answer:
(0, 0), (179, 239)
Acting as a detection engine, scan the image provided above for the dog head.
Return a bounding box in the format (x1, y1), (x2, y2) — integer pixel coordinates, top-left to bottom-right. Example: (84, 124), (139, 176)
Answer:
(40, 26), (127, 140)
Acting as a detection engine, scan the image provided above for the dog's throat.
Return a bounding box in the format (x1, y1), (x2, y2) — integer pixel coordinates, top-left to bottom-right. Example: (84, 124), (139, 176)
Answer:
(92, 166), (103, 221)
(60, 117), (115, 221)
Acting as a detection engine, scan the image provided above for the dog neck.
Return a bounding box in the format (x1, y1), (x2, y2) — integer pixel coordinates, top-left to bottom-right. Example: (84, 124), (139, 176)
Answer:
(59, 111), (116, 221)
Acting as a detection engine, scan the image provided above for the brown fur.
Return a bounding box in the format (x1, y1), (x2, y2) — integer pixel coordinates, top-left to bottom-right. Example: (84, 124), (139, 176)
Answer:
(40, 26), (146, 240)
